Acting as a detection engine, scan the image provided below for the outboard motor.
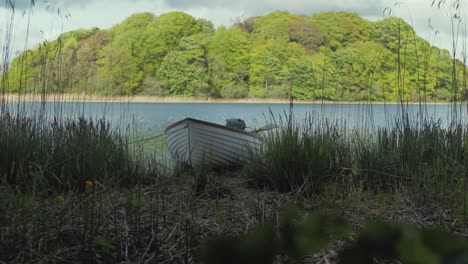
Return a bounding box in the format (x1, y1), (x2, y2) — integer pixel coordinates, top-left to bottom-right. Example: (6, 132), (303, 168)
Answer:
(226, 118), (246, 130)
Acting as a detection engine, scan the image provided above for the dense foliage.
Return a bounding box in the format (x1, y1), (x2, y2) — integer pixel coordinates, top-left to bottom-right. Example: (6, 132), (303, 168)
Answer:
(6, 11), (467, 101)
(202, 207), (468, 264)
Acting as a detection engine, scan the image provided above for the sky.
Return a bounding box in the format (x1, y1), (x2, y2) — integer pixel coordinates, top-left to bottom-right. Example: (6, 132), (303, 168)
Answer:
(0, 0), (466, 61)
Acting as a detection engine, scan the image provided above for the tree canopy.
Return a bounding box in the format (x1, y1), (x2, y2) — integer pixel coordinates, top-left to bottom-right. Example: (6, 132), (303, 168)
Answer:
(6, 10), (466, 101)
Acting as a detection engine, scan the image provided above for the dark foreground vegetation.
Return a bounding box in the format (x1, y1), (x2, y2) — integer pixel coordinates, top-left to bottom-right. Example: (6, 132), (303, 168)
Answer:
(1, 105), (468, 263)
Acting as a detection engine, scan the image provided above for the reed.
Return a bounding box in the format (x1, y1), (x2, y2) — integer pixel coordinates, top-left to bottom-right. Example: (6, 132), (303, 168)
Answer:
(243, 112), (468, 219)
(244, 114), (351, 193)
(0, 113), (155, 193)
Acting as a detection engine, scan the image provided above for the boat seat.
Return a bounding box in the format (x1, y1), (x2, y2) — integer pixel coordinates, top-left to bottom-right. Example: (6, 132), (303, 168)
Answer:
(225, 118), (246, 130)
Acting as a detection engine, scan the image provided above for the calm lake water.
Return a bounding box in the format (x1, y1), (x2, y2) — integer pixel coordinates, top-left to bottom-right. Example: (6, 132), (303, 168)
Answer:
(6, 101), (468, 130)
(4, 101), (468, 157)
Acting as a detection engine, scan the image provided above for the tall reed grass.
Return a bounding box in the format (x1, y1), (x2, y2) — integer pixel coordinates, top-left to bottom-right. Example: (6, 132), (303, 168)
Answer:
(244, 115), (351, 193)
(244, 113), (468, 217)
(0, 113), (154, 193)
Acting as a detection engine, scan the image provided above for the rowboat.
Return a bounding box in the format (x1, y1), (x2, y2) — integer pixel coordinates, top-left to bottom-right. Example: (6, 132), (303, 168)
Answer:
(165, 118), (261, 167)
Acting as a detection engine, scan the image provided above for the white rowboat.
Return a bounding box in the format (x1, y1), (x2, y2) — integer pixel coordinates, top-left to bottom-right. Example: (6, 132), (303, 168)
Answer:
(165, 118), (261, 167)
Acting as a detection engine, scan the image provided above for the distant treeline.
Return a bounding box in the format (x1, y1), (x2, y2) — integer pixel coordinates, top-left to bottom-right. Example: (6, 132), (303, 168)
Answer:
(5, 11), (467, 101)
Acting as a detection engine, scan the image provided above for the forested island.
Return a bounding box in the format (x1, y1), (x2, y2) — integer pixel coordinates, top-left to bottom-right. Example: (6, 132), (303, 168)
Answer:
(5, 11), (466, 101)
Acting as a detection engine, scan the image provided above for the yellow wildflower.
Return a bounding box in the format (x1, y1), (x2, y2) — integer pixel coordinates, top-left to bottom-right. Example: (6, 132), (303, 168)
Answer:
(56, 195), (65, 202)
(85, 180), (94, 187)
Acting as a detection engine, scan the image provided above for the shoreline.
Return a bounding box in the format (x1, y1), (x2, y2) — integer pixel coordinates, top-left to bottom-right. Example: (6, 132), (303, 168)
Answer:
(0, 93), (461, 105)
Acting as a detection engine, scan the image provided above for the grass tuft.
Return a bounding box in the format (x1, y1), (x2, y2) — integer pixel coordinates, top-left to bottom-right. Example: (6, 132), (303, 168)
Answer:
(0, 113), (156, 193)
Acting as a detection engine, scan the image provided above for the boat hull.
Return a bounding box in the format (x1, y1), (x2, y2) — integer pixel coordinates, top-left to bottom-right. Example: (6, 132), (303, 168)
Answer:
(165, 118), (261, 167)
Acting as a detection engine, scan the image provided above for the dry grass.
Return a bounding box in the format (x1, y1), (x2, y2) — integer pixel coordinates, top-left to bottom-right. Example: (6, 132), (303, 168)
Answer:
(1, 168), (466, 264)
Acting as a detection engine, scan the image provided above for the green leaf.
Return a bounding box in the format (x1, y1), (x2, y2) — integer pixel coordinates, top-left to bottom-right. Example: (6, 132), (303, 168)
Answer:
(237, 224), (278, 264)
(398, 237), (440, 264)
(94, 235), (116, 251)
(295, 213), (349, 257)
(421, 229), (468, 257)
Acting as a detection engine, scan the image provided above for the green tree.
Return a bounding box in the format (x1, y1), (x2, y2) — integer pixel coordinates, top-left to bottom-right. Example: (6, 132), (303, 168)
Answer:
(289, 20), (326, 54)
(71, 31), (112, 93)
(142, 11), (200, 74)
(370, 17), (414, 53)
(156, 51), (208, 96)
(330, 41), (394, 101)
(111, 12), (154, 49)
(308, 49), (338, 100)
(288, 56), (320, 100)
(97, 45), (141, 95)
(197, 18), (215, 34)
(309, 12), (371, 51)
(207, 27), (251, 98)
(5, 10), (466, 101)
(249, 40), (306, 98)
(252, 11), (301, 42)
(110, 12), (154, 76)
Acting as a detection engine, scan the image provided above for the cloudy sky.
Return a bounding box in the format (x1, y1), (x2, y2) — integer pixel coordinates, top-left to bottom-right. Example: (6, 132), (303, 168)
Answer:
(0, 0), (465, 61)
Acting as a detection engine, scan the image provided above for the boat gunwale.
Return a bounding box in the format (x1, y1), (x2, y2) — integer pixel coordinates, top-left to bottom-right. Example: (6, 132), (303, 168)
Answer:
(165, 118), (262, 139)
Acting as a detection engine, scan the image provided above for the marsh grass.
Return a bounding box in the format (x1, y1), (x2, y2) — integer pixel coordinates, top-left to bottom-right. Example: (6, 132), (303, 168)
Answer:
(0, 113), (154, 193)
(244, 115), (350, 194)
(244, 111), (468, 220)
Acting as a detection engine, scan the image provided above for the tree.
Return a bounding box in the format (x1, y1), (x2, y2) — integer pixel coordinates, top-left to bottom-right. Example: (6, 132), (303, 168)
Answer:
(370, 17), (414, 53)
(58, 28), (100, 44)
(6, 10), (466, 101)
(289, 56), (319, 100)
(156, 51), (208, 96)
(111, 13), (154, 49)
(97, 45), (141, 95)
(110, 12), (154, 76)
(249, 40), (306, 98)
(289, 20), (326, 54)
(235, 16), (257, 33)
(74, 43), (97, 92)
(207, 27), (251, 97)
(309, 12), (371, 51)
(197, 18), (215, 34)
(252, 11), (301, 42)
(141, 12), (200, 74)
(177, 33), (212, 96)
(248, 42), (282, 97)
(309, 49), (338, 100)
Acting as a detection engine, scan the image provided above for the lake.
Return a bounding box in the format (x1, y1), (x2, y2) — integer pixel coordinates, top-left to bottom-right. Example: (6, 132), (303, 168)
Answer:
(6, 101), (468, 130)
(4, 101), (468, 158)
